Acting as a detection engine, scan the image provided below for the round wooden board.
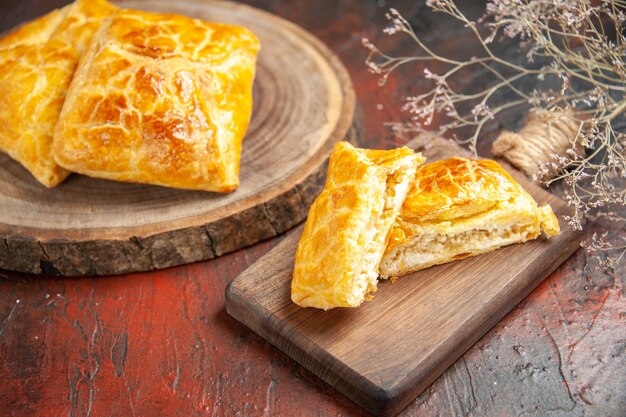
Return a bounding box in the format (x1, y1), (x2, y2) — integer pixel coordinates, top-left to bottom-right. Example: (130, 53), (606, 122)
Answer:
(0, 0), (357, 276)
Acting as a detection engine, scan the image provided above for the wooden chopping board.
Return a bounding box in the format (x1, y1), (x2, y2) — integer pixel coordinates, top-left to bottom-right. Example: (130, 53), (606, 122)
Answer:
(225, 138), (586, 417)
(0, 0), (356, 276)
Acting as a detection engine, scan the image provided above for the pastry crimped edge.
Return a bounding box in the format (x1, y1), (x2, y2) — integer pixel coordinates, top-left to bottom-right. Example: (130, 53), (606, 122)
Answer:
(379, 157), (560, 279)
(291, 141), (425, 310)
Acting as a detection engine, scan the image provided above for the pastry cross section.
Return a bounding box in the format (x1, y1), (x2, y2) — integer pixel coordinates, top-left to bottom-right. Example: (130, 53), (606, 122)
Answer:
(379, 157), (560, 278)
(53, 9), (260, 192)
(291, 141), (425, 310)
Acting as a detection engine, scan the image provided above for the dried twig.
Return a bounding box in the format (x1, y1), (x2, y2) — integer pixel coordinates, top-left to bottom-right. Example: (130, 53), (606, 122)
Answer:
(363, 0), (626, 265)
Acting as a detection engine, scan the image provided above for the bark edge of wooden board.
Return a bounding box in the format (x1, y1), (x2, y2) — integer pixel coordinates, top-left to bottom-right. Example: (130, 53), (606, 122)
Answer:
(225, 140), (586, 417)
(0, 0), (357, 276)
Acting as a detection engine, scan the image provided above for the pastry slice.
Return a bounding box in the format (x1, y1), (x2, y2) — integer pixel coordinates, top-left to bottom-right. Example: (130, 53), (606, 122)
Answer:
(379, 157), (560, 278)
(0, 0), (116, 187)
(53, 9), (260, 192)
(291, 141), (425, 310)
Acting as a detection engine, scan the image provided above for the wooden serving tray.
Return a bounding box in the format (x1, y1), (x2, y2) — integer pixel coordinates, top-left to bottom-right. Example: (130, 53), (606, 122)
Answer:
(225, 139), (586, 416)
(0, 0), (356, 275)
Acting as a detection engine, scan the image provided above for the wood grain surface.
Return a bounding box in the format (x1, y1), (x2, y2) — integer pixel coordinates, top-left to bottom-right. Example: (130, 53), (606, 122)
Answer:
(0, 1), (624, 416)
(225, 139), (586, 416)
(0, 0), (357, 276)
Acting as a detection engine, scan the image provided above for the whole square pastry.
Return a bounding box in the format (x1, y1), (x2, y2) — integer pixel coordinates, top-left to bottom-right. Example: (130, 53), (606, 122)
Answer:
(0, 0), (116, 187)
(53, 9), (260, 192)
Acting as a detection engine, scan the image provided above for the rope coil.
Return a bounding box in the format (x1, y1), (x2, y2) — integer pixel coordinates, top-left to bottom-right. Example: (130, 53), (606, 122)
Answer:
(492, 109), (584, 180)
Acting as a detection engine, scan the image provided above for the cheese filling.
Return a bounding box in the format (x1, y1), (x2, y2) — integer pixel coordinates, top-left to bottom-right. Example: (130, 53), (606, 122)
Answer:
(356, 164), (414, 301)
(380, 223), (538, 278)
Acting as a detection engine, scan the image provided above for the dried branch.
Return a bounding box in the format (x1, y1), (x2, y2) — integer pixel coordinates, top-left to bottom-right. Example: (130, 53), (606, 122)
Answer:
(363, 0), (626, 265)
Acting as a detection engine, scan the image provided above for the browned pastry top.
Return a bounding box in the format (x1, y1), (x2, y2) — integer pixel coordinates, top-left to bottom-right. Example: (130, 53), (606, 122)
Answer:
(0, 0), (116, 187)
(53, 9), (260, 191)
(400, 157), (519, 223)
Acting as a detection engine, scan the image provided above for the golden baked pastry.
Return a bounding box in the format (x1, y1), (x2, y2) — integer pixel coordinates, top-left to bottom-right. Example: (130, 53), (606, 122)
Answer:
(379, 157), (560, 278)
(291, 141), (425, 310)
(0, 0), (116, 187)
(50, 0), (118, 54)
(53, 9), (260, 192)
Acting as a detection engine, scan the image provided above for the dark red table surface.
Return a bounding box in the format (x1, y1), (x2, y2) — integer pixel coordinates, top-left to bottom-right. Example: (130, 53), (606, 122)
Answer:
(1, 1), (624, 416)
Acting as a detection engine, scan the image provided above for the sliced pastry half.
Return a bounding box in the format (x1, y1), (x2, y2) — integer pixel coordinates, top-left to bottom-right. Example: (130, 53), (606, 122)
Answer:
(379, 157), (560, 279)
(0, 0), (116, 187)
(291, 141), (425, 310)
(53, 9), (260, 192)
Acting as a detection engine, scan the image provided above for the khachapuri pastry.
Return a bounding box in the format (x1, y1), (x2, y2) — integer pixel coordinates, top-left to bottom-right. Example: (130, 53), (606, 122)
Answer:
(53, 9), (260, 192)
(291, 141), (425, 310)
(0, 0), (116, 187)
(379, 157), (560, 278)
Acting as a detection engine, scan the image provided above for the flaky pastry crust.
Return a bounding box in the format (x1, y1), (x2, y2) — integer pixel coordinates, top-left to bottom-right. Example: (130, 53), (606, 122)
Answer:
(53, 9), (260, 192)
(0, 0), (116, 187)
(380, 157), (560, 278)
(291, 141), (424, 310)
